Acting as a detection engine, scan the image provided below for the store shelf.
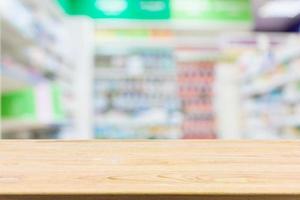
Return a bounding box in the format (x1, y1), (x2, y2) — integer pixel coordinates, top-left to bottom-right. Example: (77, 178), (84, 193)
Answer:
(0, 62), (44, 92)
(1, 1), (66, 59)
(0, 18), (35, 48)
(95, 35), (223, 49)
(239, 36), (300, 139)
(1, 140), (300, 198)
(1, 119), (57, 133)
(242, 72), (300, 97)
(1, 74), (32, 92)
(23, 0), (62, 17)
(94, 69), (177, 79)
(93, 46), (180, 139)
(2, 18), (58, 63)
(96, 20), (252, 31)
(1, 0), (75, 139)
(279, 115), (300, 127)
(95, 111), (181, 127)
(96, 38), (174, 48)
(1, 20), (63, 83)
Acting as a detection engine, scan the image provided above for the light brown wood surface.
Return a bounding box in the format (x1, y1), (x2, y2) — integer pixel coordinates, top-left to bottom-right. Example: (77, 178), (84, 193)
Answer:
(1, 140), (300, 198)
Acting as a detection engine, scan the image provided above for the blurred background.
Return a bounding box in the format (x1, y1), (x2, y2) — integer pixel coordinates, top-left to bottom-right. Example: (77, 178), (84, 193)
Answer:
(0, 0), (299, 139)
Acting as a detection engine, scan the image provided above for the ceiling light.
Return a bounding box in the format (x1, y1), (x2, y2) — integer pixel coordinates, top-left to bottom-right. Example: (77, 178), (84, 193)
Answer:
(95, 0), (128, 15)
(259, 0), (300, 18)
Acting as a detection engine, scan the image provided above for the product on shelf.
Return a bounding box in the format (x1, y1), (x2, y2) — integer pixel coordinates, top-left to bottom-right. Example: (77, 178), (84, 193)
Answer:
(1, 0), (74, 139)
(1, 83), (65, 139)
(238, 36), (300, 139)
(176, 48), (216, 139)
(94, 47), (182, 139)
(1, 83), (64, 121)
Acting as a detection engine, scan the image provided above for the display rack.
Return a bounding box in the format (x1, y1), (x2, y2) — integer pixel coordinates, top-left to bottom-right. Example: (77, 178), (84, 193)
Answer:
(0, 0), (74, 139)
(176, 47), (218, 139)
(93, 41), (182, 139)
(240, 35), (300, 139)
(93, 27), (224, 139)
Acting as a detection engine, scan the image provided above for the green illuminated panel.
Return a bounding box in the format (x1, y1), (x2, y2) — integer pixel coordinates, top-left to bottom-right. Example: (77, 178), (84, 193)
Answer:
(1, 88), (36, 119)
(57, 0), (170, 19)
(171, 0), (252, 21)
(57, 0), (251, 22)
(1, 84), (64, 120)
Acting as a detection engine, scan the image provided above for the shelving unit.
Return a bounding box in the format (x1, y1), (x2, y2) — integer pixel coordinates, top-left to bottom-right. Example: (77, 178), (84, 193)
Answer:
(0, 0), (75, 139)
(93, 39), (182, 139)
(3, 0), (298, 140)
(239, 35), (300, 139)
(92, 26), (225, 139)
(176, 47), (218, 139)
(1, 119), (62, 139)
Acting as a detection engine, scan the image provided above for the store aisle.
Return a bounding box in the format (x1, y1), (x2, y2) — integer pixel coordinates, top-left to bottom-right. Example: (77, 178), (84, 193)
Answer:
(1, 0), (299, 139)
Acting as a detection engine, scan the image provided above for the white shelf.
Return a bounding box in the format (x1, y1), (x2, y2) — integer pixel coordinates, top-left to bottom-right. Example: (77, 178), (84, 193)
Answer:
(96, 38), (174, 48)
(1, 0), (76, 139)
(96, 20), (252, 31)
(242, 72), (300, 97)
(23, 0), (63, 18)
(0, 61), (44, 92)
(239, 37), (300, 139)
(280, 115), (300, 127)
(94, 69), (177, 79)
(1, 119), (54, 133)
(1, 74), (32, 92)
(1, 18), (62, 75)
(0, 18), (35, 48)
(95, 37), (221, 48)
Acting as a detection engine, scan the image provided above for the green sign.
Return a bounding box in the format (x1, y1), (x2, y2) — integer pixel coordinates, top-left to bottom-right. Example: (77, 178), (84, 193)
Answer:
(136, 0), (170, 19)
(171, 0), (252, 21)
(57, 0), (170, 19)
(1, 88), (36, 119)
(1, 84), (64, 120)
(57, 0), (251, 21)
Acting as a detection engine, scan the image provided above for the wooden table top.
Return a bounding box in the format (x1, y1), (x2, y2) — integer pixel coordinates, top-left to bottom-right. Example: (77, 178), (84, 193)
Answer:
(1, 140), (300, 196)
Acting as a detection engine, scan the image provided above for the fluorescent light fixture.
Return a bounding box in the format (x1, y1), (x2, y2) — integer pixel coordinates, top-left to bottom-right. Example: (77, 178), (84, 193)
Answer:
(259, 0), (300, 18)
(95, 0), (128, 15)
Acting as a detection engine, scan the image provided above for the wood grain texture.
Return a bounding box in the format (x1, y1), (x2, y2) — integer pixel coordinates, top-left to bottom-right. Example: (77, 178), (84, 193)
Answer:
(1, 195), (300, 200)
(0, 140), (300, 197)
